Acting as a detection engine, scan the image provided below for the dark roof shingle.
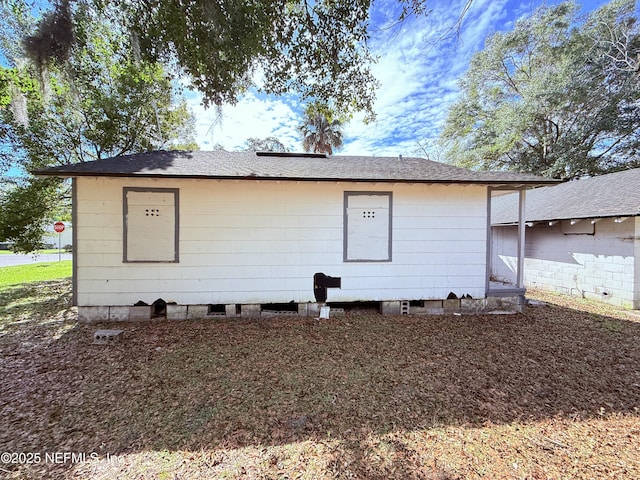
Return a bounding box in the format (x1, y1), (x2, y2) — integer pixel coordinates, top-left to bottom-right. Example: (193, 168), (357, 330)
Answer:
(33, 150), (556, 186)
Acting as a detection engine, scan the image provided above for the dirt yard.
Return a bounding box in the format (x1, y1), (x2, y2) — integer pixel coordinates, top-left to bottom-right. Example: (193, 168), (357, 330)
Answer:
(1, 279), (639, 479)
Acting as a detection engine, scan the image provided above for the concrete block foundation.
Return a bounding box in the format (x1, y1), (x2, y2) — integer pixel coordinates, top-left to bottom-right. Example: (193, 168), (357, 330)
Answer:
(381, 301), (401, 315)
(485, 296), (523, 313)
(167, 304), (188, 321)
(78, 306), (109, 323)
(77, 296), (523, 323)
(187, 305), (208, 320)
(108, 306), (130, 322)
(129, 306), (151, 321)
(241, 304), (261, 318)
(443, 299), (461, 311)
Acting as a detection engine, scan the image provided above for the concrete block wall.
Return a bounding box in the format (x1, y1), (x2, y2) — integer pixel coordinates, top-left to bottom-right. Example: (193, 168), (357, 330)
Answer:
(492, 219), (638, 308)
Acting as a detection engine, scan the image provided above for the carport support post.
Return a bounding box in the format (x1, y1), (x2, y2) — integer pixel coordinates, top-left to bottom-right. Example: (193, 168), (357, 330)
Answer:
(486, 186), (527, 295)
(517, 188), (526, 289)
(634, 217), (640, 309)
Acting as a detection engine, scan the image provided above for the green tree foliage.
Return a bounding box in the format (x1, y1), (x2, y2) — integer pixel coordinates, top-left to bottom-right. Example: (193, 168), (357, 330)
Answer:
(0, 1), (196, 252)
(22, 0), (438, 122)
(243, 137), (288, 153)
(440, 0), (640, 179)
(0, 179), (61, 252)
(299, 104), (344, 155)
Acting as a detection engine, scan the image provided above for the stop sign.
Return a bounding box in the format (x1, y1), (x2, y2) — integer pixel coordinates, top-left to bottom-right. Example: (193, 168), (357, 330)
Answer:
(53, 221), (65, 233)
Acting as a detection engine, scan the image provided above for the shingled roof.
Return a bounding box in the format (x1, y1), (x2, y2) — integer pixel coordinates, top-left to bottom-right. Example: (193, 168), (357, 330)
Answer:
(492, 168), (640, 224)
(33, 150), (556, 186)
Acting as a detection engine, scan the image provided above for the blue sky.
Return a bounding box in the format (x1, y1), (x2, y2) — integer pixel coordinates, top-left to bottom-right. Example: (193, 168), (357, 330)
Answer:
(187, 0), (610, 156)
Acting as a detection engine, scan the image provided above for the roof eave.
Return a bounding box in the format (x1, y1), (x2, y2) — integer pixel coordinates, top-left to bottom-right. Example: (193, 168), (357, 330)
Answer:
(31, 170), (558, 187)
(493, 213), (639, 226)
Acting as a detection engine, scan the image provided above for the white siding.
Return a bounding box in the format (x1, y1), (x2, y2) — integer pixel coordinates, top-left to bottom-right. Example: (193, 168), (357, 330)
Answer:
(75, 177), (488, 306)
(492, 219), (638, 308)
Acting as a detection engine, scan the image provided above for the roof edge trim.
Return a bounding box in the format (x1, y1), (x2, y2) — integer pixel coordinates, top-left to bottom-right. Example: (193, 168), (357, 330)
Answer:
(31, 170), (559, 186)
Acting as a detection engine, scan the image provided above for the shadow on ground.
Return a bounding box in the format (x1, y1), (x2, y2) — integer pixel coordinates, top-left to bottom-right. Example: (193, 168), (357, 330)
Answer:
(1, 281), (639, 478)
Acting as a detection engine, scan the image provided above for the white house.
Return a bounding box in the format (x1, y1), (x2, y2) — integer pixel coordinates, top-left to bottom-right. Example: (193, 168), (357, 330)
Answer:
(491, 168), (640, 309)
(34, 150), (553, 321)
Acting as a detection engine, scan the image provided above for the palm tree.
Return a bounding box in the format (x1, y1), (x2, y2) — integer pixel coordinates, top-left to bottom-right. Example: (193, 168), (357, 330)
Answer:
(298, 111), (343, 155)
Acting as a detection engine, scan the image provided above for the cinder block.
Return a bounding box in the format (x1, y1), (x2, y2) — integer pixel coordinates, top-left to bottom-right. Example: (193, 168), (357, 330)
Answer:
(225, 304), (238, 318)
(307, 303), (321, 317)
(78, 306), (109, 323)
(443, 299), (461, 311)
(485, 296), (522, 313)
(241, 304), (261, 318)
(129, 306), (151, 321)
(460, 298), (486, 313)
(261, 309), (291, 317)
(109, 306), (130, 321)
(381, 301), (401, 315)
(400, 301), (410, 315)
(409, 300), (437, 315)
(166, 304), (187, 321)
(423, 300), (443, 309)
(187, 305), (208, 320)
(93, 329), (124, 344)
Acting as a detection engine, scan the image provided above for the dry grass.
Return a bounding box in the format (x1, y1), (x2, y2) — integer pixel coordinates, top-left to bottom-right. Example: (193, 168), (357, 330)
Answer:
(1, 280), (639, 479)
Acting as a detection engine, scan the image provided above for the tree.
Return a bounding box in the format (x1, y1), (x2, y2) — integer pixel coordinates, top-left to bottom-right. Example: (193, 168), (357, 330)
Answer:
(299, 105), (344, 155)
(0, 2), (196, 252)
(439, 0), (640, 180)
(20, 0), (453, 122)
(243, 137), (288, 153)
(0, 179), (61, 252)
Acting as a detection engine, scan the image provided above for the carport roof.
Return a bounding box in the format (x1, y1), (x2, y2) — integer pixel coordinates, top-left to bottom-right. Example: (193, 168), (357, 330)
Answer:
(492, 168), (640, 224)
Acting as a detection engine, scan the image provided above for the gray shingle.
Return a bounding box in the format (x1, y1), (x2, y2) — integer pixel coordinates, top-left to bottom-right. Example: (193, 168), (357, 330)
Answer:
(33, 150), (556, 186)
(492, 168), (640, 224)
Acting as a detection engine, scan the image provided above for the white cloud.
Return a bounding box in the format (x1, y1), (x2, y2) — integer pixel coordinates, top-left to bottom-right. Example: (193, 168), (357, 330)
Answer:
(187, 92), (302, 152)
(186, 0), (599, 158)
(336, 0), (516, 157)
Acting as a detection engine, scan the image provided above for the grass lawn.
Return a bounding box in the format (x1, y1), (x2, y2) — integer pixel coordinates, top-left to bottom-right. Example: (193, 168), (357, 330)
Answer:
(0, 249), (68, 255)
(0, 281), (639, 479)
(0, 261), (72, 290)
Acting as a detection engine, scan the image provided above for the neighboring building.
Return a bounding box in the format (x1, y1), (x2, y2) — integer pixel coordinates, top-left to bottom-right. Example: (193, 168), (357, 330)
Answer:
(491, 168), (640, 309)
(34, 150), (553, 321)
(44, 222), (73, 249)
(0, 224), (73, 251)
